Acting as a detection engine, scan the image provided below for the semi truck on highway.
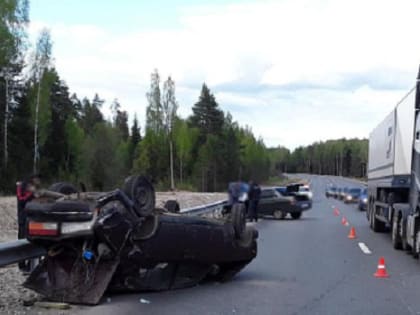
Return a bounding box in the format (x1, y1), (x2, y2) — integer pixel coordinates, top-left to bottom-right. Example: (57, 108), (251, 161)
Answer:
(367, 68), (420, 255)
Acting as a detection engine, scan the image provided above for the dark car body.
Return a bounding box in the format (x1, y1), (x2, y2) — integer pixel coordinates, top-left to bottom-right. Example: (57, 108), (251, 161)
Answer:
(325, 186), (337, 198)
(257, 187), (311, 219)
(344, 187), (362, 203)
(358, 188), (368, 211)
(23, 176), (258, 305)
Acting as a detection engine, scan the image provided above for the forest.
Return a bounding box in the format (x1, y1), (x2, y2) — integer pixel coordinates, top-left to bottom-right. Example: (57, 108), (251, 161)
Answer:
(0, 1), (368, 193)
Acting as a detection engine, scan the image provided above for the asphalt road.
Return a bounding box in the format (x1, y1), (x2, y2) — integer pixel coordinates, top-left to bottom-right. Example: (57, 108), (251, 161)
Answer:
(73, 175), (420, 315)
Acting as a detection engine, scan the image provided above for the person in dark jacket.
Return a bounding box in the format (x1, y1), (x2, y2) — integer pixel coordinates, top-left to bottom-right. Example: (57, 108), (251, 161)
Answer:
(16, 174), (41, 271)
(248, 181), (261, 222)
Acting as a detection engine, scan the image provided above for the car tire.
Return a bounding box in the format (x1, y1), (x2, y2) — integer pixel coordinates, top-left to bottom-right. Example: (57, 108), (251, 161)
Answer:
(231, 203), (246, 239)
(122, 175), (155, 217)
(273, 210), (286, 220)
(48, 182), (78, 195)
(391, 212), (402, 250)
(291, 212), (302, 220)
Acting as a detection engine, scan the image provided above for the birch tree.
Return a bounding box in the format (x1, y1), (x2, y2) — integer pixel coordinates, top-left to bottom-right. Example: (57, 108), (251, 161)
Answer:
(162, 76), (178, 190)
(31, 28), (52, 173)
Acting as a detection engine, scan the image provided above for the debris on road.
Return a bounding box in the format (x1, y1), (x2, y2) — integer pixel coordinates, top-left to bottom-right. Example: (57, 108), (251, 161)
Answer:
(34, 301), (71, 310)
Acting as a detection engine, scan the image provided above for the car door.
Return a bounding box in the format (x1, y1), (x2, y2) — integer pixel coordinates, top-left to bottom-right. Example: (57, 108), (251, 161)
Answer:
(258, 189), (277, 214)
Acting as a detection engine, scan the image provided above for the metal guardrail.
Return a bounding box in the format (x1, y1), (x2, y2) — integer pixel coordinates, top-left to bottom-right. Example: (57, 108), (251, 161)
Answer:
(0, 239), (46, 268)
(181, 199), (228, 216)
(0, 200), (228, 268)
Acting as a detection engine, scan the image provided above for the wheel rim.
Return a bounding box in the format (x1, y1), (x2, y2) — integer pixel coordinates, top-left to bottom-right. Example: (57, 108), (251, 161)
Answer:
(273, 211), (282, 219)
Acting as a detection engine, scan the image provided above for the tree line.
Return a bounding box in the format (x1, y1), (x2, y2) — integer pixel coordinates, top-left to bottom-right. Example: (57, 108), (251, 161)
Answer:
(0, 1), (271, 193)
(268, 138), (368, 178)
(0, 1), (368, 194)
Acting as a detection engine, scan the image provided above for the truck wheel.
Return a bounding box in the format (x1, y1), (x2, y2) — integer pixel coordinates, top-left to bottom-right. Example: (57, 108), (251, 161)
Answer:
(49, 182), (78, 195)
(415, 231), (420, 259)
(391, 212), (402, 250)
(273, 210), (286, 220)
(231, 203), (246, 239)
(291, 212), (302, 220)
(372, 210), (386, 233)
(401, 218), (412, 252)
(413, 232), (419, 259)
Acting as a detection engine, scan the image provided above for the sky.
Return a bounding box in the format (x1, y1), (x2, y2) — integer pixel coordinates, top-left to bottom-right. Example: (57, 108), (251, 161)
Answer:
(29, 0), (420, 150)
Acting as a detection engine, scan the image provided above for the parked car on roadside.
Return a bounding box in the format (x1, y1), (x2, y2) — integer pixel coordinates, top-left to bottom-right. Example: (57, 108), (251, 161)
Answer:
(344, 187), (362, 203)
(358, 188), (368, 211)
(264, 186), (311, 219)
(335, 187), (342, 199)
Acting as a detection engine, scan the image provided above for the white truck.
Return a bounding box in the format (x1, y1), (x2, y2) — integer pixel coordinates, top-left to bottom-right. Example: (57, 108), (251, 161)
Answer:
(367, 68), (420, 255)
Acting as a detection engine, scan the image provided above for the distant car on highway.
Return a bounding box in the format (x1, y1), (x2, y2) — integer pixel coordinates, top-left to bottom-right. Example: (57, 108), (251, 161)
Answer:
(259, 187), (311, 220)
(335, 187), (342, 199)
(358, 188), (367, 211)
(344, 187), (362, 203)
(338, 187), (349, 200)
(325, 186), (337, 198)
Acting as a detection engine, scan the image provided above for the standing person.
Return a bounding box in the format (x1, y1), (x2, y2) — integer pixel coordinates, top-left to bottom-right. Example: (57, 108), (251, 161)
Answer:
(249, 181), (261, 222)
(16, 174), (41, 272)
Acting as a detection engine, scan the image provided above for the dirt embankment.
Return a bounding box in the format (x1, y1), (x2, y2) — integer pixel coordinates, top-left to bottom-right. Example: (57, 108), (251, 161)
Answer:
(0, 191), (226, 314)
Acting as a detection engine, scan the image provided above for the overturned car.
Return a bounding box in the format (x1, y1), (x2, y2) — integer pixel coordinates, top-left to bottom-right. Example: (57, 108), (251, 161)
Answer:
(23, 176), (258, 305)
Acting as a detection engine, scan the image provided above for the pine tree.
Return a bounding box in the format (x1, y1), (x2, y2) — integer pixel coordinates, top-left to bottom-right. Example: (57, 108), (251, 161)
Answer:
(190, 83), (224, 141)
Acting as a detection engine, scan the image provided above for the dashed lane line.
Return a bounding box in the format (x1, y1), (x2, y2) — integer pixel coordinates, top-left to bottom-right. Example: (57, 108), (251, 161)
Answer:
(358, 242), (372, 255)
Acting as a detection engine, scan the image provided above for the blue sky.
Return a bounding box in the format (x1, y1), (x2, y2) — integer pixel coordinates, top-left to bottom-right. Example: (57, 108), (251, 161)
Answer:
(28, 0), (420, 149)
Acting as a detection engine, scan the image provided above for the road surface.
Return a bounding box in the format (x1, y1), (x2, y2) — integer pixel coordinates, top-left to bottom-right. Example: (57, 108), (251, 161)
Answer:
(72, 175), (420, 315)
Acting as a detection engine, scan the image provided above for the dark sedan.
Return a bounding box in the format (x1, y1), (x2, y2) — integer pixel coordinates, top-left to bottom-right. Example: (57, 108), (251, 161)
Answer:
(257, 187), (311, 220)
(325, 186), (337, 198)
(344, 187), (362, 204)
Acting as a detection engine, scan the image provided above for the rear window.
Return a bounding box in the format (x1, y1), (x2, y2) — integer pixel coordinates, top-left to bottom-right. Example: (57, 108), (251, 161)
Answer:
(350, 188), (361, 194)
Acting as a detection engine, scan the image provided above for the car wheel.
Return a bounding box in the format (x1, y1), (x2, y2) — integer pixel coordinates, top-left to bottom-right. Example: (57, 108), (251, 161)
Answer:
(232, 203), (246, 239)
(49, 182), (78, 195)
(291, 212), (302, 220)
(122, 175), (155, 217)
(273, 210), (286, 220)
(391, 212), (402, 250)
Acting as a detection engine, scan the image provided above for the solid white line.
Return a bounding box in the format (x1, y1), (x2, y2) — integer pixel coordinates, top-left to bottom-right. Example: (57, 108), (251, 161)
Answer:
(358, 242), (372, 255)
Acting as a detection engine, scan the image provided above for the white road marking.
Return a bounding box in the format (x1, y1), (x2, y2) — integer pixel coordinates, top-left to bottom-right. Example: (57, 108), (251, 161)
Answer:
(358, 242), (372, 255)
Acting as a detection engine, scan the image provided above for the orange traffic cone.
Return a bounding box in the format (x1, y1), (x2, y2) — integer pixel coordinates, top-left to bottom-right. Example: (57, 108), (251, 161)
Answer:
(374, 257), (389, 278)
(348, 226), (357, 239)
(341, 217), (348, 226)
(334, 208), (340, 216)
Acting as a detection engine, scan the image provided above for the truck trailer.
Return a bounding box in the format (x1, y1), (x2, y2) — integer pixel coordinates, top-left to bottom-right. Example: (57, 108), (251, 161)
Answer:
(367, 67), (420, 255)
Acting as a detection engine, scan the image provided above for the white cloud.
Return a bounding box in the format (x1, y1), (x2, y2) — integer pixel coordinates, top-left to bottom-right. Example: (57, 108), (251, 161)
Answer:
(28, 0), (420, 149)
